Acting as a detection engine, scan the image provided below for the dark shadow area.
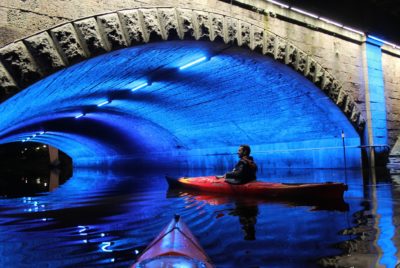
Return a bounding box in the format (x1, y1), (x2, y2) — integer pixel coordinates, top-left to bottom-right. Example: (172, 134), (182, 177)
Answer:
(0, 142), (73, 198)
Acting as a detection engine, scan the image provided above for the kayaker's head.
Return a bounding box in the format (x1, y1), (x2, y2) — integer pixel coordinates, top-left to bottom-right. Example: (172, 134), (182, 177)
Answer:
(238, 144), (251, 158)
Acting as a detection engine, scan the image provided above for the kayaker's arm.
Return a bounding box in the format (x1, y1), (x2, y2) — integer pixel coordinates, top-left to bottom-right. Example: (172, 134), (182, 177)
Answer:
(225, 161), (245, 179)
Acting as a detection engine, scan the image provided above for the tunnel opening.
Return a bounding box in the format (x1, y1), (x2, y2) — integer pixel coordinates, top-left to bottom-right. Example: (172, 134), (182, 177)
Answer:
(0, 141), (72, 197)
(0, 40), (362, 172)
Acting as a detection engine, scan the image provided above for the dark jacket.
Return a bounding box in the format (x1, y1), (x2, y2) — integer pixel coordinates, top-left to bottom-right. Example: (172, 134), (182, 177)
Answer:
(225, 156), (257, 184)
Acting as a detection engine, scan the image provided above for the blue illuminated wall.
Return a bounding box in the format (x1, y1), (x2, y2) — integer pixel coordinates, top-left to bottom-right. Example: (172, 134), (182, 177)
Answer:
(364, 38), (389, 154)
(0, 40), (361, 170)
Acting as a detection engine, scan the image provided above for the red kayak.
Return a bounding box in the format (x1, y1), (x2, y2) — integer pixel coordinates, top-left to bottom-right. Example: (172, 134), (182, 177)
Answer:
(132, 215), (214, 268)
(166, 176), (348, 200)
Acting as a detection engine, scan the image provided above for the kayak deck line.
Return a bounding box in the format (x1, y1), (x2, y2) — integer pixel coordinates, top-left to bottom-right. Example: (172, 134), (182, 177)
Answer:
(132, 215), (214, 268)
(139, 216), (209, 259)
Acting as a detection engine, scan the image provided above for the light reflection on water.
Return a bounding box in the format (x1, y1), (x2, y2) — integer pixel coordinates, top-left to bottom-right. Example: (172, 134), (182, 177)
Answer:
(373, 178), (399, 268)
(0, 168), (398, 267)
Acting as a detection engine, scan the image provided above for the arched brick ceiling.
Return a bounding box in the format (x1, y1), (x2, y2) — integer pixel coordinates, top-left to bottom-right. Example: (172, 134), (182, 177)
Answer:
(0, 40), (359, 167)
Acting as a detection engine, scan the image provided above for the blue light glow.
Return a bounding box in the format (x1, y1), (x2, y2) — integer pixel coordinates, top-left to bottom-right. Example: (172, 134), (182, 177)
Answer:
(101, 242), (113, 252)
(0, 41), (362, 169)
(19, 131), (46, 143)
(131, 82), (149, 92)
(365, 38), (388, 153)
(97, 100), (110, 107)
(368, 35), (399, 48)
(78, 225), (88, 235)
(376, 185), (398, 267)
(27, 132), (118, 161)
(179, 56), (207, 70)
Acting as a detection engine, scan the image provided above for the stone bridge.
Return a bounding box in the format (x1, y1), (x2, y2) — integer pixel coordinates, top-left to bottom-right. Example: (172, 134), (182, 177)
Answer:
(0, 0), (399, 169)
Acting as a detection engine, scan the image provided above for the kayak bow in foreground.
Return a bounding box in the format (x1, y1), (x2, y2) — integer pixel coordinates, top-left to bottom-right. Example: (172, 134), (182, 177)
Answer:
(166, 176), (348, 200)
(132, 215), (214, 268)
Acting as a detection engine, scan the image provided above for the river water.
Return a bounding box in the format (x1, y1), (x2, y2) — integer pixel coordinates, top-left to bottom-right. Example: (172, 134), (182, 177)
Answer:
(0, 168), (399, 267)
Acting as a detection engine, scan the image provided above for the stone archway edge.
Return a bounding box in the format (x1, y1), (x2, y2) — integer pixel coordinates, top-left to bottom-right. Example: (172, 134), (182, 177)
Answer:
(0, 7), (364, 130)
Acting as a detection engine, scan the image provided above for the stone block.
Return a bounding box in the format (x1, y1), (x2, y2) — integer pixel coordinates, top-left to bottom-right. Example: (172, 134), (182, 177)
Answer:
(210, 13), (224, 42)
(118, 10), (145, 45)
(177, 8), (195, 40)
(314, 63), (324, 84)
(252, 26), (264, 51)
(263, 31), (275, 56)
(238, 21), (251, 48)
(50, 23), (88, 64)
(0, 61), (19, 101)
(224, 17), (238, 44)
(0, 41), (42, 87)
(193, 11), (211, 41)
(323, 74), (341, 103)
(24, 31), (66, 74)
(343, 97), (355, 116)
(275, 36), (286, 61)
(97, 13), (128, 50)
(350, 108), (361, 125)
(141, 8), (164, 42)
(336, 89), (347, 108)
(296, 50), (307, 72)
(305, 57), (315, 80)
(158, 8), (180, 40)
(285, 44), (296, 65)
(74, 18), (109, 56)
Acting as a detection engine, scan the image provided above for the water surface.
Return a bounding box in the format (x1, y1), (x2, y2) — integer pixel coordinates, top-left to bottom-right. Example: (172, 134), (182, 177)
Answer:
(0, 168), (398, 267)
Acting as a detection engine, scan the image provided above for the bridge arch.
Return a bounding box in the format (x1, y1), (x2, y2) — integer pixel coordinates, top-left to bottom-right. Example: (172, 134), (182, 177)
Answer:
(0, 7), (366, 169)
(0, 7), (364, 130)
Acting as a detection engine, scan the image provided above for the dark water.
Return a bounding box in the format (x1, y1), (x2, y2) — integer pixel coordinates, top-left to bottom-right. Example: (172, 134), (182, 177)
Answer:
(0, 168), (399, 267)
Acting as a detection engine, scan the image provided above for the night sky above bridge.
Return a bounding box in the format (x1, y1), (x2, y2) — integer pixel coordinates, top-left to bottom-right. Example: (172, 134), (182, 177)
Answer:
(282, 0), (400, 45)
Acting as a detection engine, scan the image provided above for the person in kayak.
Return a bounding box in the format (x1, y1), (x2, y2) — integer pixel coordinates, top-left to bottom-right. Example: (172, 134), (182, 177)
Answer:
(224, 144), (257, 184)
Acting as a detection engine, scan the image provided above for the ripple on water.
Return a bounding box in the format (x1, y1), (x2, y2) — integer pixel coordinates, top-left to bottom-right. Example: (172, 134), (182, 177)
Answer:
(1, 168), (399, 267)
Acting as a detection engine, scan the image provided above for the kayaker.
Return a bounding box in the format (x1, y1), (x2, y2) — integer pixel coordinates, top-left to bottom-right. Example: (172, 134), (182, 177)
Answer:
(224, 144), (257, 184)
